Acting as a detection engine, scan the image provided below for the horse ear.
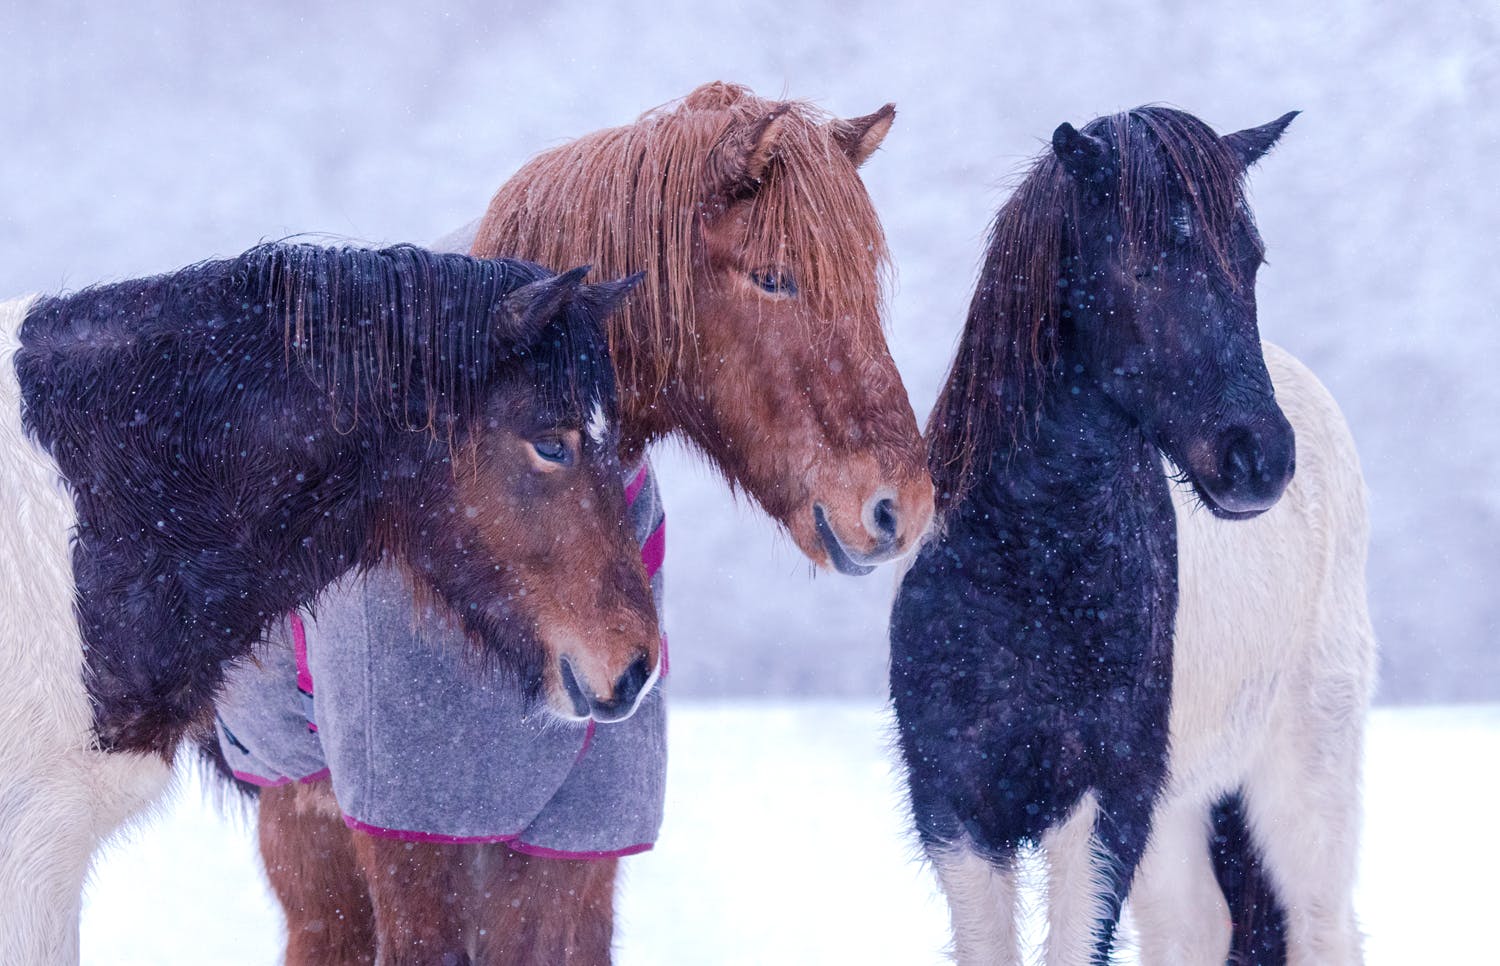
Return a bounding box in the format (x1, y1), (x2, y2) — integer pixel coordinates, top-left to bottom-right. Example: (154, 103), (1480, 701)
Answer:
(495, 265), (589, 347)
(704, 104), (792, 201)
(1052, 122), (1110, 182)
(829, 104), (896, 167)
(1224, 111), (1299, 168)
(577, 272), (645, 319)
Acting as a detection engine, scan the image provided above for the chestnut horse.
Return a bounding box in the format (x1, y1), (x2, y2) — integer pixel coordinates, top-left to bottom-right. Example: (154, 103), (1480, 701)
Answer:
(254, 81), (933, 963)
(0, 243), (654, 962)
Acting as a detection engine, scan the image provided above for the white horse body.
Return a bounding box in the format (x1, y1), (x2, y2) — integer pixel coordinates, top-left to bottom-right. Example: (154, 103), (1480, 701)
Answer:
(930, 343), (1375, 965)
(1128, 341), (1376, 964)
(0, 295), (171, 964)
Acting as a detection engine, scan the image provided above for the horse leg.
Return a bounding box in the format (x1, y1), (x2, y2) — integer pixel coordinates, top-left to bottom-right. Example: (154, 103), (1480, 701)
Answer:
(928, 841), (1021, 965)
(350, 831), (472, 966)
(1127, 796), (1232, 965)
(0, 750), (168, 964)
(1041, 792), (1116, 966)
(1240, 710), (1366, 966)
(258, 780), (376, 965)
(471, 845), (616, 965)
(1043, 789), (1156, 966)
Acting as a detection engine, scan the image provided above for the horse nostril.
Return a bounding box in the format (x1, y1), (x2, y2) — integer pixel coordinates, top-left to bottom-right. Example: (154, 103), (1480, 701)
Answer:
(870, 497), (899, 543)
(612, 655), (652, 710)
(1220, 429), (1264, 489)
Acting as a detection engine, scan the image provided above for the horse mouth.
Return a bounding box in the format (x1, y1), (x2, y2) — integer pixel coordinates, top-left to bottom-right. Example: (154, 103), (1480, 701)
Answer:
(1186, 475), (1276, 521)
(813, 504), (877, 576)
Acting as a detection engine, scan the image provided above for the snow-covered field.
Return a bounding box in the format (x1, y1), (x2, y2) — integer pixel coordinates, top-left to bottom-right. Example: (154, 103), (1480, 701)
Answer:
(83, 701), (1500, 964)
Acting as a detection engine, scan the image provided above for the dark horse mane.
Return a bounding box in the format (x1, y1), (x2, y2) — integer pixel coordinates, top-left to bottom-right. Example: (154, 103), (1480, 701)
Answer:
(926, 106), (1252, 511)
(16, 242), (615, 754)
(22, 242), (614, 446)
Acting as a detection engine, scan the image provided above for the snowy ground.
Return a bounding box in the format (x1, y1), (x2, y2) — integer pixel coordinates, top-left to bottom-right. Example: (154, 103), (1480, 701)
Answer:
(83, 701), (1500, 964)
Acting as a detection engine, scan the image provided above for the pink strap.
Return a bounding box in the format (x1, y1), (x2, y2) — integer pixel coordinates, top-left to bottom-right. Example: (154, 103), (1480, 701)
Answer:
(342, 814), (520, 845)
(640, 521), (666, 577)
(290, 611), (313, 693)
(574, 720), (597, 764)
(624, 465), (649, 505)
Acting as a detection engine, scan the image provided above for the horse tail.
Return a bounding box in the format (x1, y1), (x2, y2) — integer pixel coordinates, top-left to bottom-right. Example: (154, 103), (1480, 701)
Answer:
(1209, 791), (1287, 965)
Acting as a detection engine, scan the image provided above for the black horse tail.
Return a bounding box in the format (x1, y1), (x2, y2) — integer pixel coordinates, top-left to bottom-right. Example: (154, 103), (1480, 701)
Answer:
(1209, 791), (1287, 965)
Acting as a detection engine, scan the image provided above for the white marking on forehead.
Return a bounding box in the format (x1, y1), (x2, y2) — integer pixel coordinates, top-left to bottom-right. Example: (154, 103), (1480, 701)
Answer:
(586, 400), (609, 445)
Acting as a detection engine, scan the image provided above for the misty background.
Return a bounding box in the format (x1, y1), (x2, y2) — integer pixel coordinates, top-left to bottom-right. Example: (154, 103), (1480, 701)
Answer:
(2, 0), (1494, 703)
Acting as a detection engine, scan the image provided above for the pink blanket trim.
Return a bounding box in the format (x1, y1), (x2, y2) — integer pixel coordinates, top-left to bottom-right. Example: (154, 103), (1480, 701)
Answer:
(341, 814), (653, 860)
(232, 766), (331, 789)
(505, 839), (654, 861)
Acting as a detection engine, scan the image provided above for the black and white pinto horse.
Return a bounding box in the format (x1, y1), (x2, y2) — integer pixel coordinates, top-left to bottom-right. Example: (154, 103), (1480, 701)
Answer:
(892, 107), (1324, 964)
(0, 243), (656, 962)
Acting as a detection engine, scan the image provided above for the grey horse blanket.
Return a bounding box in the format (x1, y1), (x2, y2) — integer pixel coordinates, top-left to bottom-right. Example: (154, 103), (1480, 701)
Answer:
(215, 456), (668, 858)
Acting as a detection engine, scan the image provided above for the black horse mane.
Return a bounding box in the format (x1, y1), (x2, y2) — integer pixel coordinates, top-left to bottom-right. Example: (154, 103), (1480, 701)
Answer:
(926, 106), (1252, 510)
(22, 242), (615, 447)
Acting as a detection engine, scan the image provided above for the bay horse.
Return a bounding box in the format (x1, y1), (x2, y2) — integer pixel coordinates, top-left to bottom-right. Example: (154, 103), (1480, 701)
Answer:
(0, 242), (657, 963)
(891, 107), (1301, 964)
(252, 81), (934, 964)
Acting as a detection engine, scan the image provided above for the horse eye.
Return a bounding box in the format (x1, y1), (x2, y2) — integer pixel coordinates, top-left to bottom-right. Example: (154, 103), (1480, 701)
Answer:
(750, 269), (798, 296)
(1132, 265), (1154, 281)
(532, 437), (571, 465)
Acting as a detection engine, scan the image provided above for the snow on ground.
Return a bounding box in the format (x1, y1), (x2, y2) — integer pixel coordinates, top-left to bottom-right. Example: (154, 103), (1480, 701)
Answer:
(83, 701), (1500, 964)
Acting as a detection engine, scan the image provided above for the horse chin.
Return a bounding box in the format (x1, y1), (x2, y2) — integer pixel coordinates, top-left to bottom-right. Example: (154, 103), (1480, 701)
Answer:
(1188, 476), (1277, 521)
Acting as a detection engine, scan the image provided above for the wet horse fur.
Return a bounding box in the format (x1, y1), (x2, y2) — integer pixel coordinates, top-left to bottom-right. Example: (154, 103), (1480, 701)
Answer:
(0, 242), (634, 962)
(891, 107), (1298, 964)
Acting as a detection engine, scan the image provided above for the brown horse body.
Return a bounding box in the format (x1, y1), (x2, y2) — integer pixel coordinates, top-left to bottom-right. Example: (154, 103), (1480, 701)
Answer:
(257, 82), (932, 964)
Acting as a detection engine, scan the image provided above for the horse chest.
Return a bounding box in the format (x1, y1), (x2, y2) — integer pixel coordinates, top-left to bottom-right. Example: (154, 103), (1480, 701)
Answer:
(891, 439), (1176, 847)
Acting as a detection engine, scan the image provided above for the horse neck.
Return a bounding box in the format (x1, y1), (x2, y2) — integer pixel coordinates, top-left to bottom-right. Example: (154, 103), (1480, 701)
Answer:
(940, 349), (1179, 670)
(960, 341), (1175, 567)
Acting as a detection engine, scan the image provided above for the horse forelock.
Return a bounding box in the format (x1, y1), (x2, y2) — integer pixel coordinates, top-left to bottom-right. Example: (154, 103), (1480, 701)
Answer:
(244, 243), (610, 438)
(514, 296), (618, 433)
(927, 107), (1254, 511)
(474, 82), (890, 405)
(1108, 106), (1252, 282)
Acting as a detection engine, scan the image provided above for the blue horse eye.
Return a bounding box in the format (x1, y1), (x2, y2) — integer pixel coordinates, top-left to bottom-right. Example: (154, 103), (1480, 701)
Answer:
(751, 269), (797, 296)
(532, 437), (569, 464)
